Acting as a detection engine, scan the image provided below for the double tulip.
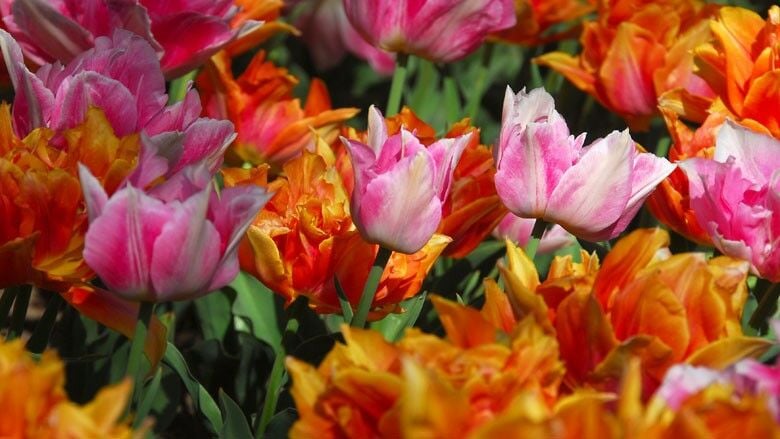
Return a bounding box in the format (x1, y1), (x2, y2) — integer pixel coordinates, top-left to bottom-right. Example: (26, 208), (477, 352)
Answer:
(681, 121), (780, 282)
(494, 87), (676, 242)
(341, 106), (471, 254)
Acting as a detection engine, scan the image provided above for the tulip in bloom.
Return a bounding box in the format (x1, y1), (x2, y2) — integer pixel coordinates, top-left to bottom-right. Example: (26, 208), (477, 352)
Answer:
(80, 164), (270, 302)
(341, 106), (471, 253)
(0, 339), (144, 438)
(494, 87), (676, 242)
(492, 214), (574, 255)
(223, 148), (450, 317)
(493, 0), (594, 46)
(680, 121), (780, 282)
(0, 0), (258, 77)
(198, 50), (359, 169)
(535, 0), (716, 129)
(342, 0), (517, 63)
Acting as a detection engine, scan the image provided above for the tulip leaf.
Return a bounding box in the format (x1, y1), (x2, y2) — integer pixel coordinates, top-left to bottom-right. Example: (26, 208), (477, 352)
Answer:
(219, 390), (253, 439)
(135, 366), (163, 428)
(371, 292), (427, 342)
(163, 343), (223, 434)
(195, 289), (232, 341)
(231, 272), (283, 353)
(334, 276), (354, 323)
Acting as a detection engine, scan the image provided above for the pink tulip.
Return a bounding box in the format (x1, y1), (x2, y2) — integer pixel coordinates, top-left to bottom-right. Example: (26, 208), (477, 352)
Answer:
(342, 0), (516, 63)
(79, 164), (270, 302)
(292, 0), (395, 74)
(680, 121), (780, 282)
(491, 214), (575, 255)
(494, 87), (676, 242)
(1, 0), (247, 77)
(341, 105), (470, 254)
(0, 29), (233, 173)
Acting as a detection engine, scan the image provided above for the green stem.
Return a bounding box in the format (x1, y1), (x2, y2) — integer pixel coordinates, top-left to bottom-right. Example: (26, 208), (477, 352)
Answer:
(442, 75), (460, 124)
(750, 281), (780, 332)
(26, 293), (63, 354)
(386, 55), (409, 116)
(0, 287), (18, 329)
(351, 247), (393, 328)
(168, 70), (198, 104)
(126, 301), (155, 404)
(256, 350), (286, 438)
(7, 285), (32, 339)
(466, 45), (494, 120)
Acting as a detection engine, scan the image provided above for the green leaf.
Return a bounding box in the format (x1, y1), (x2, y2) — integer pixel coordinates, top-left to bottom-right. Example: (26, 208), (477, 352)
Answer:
(195, 289), (233, 341)
(163, 342), (223, 434)
(334, 277), (354, 323)
(231, 272), (283, 352)
(135, 367), (163, 428)
(370, 292), (427, 342)
(220, 390), (253, 439)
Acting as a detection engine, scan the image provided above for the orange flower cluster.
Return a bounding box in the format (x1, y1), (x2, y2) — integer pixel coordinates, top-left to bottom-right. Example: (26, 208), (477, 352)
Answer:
(286, 227), (773, 437)
(536, 0), (716, 129)
(341, 107), (507, 258)
(286, 292), (564, 438)
(198, 50), (358, 169)
(494, 0), (595, 46)
(649, 6), (780, 242)
(223, 148), (449, 317)
(0, 339), (143, 438)
(0, 106), (139, 290)
(501, 228), (767, 396)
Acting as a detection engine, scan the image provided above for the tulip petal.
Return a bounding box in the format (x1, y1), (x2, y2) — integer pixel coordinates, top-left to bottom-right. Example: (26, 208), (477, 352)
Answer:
(11, 0), (93, 62)
(546, 131), (634, 240)
(714, 120), (780, 184)
(77, 164), (109, 222)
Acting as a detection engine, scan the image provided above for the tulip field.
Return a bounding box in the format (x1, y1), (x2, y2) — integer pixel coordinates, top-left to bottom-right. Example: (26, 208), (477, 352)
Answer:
(4, 0), (780, 437)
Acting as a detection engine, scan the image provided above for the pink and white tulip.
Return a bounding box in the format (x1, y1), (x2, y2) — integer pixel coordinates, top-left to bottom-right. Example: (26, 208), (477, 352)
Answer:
(1, 0), (248, 77)
(342, 0), (516, 63)
(680, 121), (780, 282)
(491, 214), (575, 255)
(79, 164), (270, 302)
(341, 106), (470, 254)
(494, 87), (676, 242)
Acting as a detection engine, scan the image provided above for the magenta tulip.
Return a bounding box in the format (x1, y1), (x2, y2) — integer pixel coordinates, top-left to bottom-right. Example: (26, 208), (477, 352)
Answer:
(494, 87), (676, 242)
(342, 0), (516, 63)
(79, 164), (270, 302)
(0, 29), (233, 173)
(341, 106), (470, 254)
(680, 121), (780, 281)
(1, 0), (246, 77)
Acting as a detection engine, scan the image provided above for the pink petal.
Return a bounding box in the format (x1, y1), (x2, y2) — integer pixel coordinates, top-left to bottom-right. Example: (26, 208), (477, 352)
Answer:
(78, 163), (108, 222)
(173, 118), (235, 175)
(427, 132), (470, 201)
(357, 151), (441, 254)
(149, 186), (221, 300)
(51, 71), (138, 135)
(546, 130), (634, 241)
(715, 120), (780, 184)
(11, 0), (93, 63)
(84, 185), (171, 300)
(367, 105), (388, 155)
(152, 13), (235, 77)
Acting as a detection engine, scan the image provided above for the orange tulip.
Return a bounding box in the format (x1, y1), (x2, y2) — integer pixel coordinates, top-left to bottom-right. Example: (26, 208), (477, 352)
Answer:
(341, 107), (506, 257)
(223, 148), (450, 317)
(0, 105), (139, 289)
(287, 290), (564, 438)
(0, 339), (144, 438)
(500, 228), (769, 397)
(535, 0), (716, 130)
(493, 0), (595, 46)
(226, 0), (298, 56)
(198, 51), (358, 169)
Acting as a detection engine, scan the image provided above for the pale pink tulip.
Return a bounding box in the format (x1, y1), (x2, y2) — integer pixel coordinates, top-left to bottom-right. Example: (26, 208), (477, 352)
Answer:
(79, 164), (270, 302)
(341, 105), (470, 254)
(491, 214), (574, 255)
(0, 29), (233, 173)
(494, 87), (676, 242)
(680, 121), (780, 282)
(293, 0), (395, 74)
(342, 0), (516, 63)
(1, 0), (247, 77)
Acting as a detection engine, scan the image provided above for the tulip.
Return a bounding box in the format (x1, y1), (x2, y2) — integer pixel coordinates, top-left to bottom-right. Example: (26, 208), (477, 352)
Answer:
(79, 164), (270, 302)
(342, 0), (516, 63)
(494, 87), (676, 242)
(0, 0), (255, 77)
(680, 121), (780, 282)
(341, 106), (470, 254)
(292, 0), (396, 74)
(492, 214), (574, 255)
(493, 0), (594, 46)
